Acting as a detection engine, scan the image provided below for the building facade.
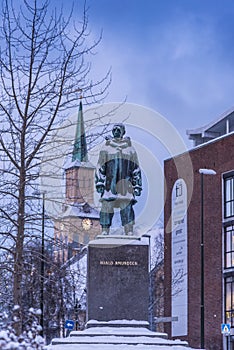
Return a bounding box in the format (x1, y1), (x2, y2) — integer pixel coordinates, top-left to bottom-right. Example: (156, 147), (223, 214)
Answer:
(54, 101), (101, 262)
(164, 113), (234, 349)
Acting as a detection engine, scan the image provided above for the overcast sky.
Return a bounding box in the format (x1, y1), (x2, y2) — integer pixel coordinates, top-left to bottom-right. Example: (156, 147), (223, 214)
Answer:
(43, 0), (234, 226)
(61, 0), (234, 147)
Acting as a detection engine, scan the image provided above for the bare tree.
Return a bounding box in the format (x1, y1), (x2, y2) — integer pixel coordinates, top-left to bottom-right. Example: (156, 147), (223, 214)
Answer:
(0, 0), (110, 333)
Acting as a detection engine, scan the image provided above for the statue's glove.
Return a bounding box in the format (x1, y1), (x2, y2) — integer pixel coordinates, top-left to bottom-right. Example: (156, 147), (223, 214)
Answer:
(132, 168), (142, 196)
(96, 184), (105, 195)
(134, 187), (142, 196)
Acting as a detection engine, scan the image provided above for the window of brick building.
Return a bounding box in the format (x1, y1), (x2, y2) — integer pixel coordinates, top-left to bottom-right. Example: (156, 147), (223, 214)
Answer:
(223, 173), (234, 331)
(225, 225), (234, 268)
(224, 174), (234, 218)
(225, 276), (234, 326)
(84, 233), (89, 245)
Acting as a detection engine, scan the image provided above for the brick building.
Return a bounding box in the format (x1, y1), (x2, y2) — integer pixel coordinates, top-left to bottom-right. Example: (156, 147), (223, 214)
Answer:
(54, 100), (101, 262)
(164, 110), (234, 350)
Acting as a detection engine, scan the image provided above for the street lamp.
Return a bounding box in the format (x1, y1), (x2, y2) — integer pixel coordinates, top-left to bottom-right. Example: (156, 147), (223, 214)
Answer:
(33, 190), (46, 333)
(40, 191), (46, 333)
(142, 234), (153, 330)
(199, 168), (216, 349)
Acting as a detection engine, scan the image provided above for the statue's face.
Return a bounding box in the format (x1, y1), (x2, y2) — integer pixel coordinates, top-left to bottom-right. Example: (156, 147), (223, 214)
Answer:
(112, 125), (124, 139)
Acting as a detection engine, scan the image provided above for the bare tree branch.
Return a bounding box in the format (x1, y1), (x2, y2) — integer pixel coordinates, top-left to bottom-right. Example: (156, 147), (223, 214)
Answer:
(0, 0), (111, 334)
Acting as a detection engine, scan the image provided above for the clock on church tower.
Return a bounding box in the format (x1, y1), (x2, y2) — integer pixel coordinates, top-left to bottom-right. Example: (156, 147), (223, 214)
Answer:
(82, 218), (92, 231)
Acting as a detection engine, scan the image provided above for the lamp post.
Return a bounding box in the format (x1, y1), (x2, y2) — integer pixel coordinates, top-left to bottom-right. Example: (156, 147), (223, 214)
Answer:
(40, 191), (46, 333)
(199, 168), (216, 349)
(33, 190), (46, 333)
(142, 234), (152, 330)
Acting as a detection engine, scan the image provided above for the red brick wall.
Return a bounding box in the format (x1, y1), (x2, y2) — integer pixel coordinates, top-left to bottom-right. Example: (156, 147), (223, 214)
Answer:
(164, 133), (234, 350)
(66, 167), (95, 204)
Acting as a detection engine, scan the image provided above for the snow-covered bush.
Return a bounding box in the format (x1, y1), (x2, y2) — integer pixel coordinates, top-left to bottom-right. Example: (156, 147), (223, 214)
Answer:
(0, 307), (45, 349)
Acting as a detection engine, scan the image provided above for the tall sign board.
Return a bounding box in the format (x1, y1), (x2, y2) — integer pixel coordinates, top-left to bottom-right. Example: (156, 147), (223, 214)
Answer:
(171, 178), (188, 336)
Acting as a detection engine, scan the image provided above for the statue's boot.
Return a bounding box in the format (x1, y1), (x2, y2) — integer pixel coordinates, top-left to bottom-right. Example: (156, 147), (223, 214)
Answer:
(124, 224), (134, 236)
(102, 227), (110, 235)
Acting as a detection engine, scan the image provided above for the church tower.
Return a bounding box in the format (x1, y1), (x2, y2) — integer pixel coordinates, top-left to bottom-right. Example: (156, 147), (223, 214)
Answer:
(65, 100), (95, 206)
(54, 99), (101, 263)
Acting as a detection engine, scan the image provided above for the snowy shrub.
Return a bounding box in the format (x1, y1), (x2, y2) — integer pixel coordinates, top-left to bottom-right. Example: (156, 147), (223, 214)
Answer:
(0, 307), (46, 349)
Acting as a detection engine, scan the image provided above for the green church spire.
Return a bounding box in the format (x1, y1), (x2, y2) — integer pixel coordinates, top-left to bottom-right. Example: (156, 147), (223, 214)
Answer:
(72, 100), (88, 162)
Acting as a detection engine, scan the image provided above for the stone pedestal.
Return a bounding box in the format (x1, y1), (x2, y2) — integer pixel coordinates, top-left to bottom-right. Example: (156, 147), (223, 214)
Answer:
(87, 235), (149, 324)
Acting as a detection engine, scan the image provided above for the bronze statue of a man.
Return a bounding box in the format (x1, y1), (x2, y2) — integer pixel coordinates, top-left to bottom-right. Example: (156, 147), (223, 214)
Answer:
(95, 123), (142, 235)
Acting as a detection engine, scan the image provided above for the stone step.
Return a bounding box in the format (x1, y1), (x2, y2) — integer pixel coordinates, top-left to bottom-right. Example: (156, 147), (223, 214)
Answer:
(70, 326), (167, 338)
(85, 320), (151, 330)
(50, 327), (189, 347)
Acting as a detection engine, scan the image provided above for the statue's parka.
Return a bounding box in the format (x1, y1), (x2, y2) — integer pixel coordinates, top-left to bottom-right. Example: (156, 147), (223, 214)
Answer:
(95, 124), (142, 235)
